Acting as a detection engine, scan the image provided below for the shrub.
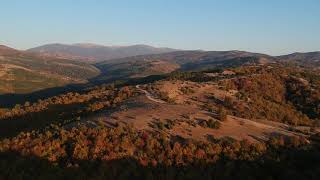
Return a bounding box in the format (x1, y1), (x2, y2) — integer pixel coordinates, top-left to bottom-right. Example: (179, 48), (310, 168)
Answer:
(207, 119), (221, 129)
(199, 119), (221, 129)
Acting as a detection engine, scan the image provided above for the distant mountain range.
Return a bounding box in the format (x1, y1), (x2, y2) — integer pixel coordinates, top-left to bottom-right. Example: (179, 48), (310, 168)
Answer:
(1, 43), (319, 94)
(27, 43), (178, 62)
(94, 50), (277, 81)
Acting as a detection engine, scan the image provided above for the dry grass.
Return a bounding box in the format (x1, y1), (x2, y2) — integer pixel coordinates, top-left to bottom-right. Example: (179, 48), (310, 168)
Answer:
(85, 80), (305, 143)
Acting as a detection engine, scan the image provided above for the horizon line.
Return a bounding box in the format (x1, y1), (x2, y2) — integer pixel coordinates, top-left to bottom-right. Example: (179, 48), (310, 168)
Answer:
(1, 42), (319, 57)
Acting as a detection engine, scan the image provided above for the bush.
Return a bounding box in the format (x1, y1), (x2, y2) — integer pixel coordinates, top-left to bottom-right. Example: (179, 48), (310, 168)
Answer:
(164, 119), (175, 129)
(157, 121), (165, 130)
(199, 119), (221, 129)
(207, 119), (221, 129)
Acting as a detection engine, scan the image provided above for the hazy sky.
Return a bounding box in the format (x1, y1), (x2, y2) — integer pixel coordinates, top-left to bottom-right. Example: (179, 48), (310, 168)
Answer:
(1, 0), (319, 55)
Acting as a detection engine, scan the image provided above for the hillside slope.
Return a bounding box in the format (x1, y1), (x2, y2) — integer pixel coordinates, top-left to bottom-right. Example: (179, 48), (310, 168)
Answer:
(279, 51), (320, 68)
(0, 45), (100, 94)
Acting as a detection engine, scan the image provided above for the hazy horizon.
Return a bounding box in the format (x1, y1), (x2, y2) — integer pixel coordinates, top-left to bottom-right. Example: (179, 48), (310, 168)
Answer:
(2, 41), (319, 57)
(1, 0), (319, 55)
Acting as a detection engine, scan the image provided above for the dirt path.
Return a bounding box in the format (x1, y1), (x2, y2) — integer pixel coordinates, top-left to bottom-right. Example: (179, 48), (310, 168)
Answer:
(136, 85), (166, 104)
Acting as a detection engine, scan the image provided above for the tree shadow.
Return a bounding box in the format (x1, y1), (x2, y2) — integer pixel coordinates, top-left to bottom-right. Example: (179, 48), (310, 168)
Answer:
(0, 102), (88, 138)
(0, 73), (168, 139)
(0, 74), (166, 108)
(0, 82), (94, 108)
(1, 145), (320, 180)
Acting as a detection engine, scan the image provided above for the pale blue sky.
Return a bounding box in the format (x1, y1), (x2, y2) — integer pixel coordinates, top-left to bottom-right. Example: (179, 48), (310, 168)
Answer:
(0, 0), (319, 55)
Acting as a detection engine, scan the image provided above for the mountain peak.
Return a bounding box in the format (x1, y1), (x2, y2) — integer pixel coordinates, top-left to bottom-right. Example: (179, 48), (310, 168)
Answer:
(0, 44), (15, 50)
(0, 45), (20, 55)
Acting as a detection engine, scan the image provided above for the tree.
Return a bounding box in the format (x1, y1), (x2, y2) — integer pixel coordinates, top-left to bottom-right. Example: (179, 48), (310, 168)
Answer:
(218, 107), (227, 121)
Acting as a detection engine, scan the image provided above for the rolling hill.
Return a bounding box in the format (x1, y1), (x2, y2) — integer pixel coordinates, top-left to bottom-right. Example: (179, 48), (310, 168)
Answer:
(279, 51), (320, 61)
(278, 51), (320, 68)
(27, 43), (178, 62)
(0, 45), (21, 56)
(0, 45), (100, 94)
(94, 50), (277, 81)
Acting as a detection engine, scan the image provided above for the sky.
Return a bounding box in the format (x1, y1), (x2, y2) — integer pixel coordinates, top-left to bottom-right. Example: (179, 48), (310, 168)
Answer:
(0, 0), (319, 55)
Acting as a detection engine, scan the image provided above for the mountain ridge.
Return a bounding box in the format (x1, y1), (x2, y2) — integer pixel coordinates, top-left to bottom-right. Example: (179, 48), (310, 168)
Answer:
(278, 51), (320, 68)
(27, 43), (179, 62)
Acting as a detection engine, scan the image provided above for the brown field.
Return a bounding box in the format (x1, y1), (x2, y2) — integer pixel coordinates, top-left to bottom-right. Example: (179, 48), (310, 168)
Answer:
(86, 80), (306, 143)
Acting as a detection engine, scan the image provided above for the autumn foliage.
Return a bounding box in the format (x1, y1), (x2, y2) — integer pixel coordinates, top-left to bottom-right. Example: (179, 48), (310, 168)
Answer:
(0, 123), (318, 179)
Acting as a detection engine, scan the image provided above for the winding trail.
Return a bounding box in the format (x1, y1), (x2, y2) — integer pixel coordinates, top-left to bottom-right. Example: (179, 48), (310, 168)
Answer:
(136, 85), (166, 104)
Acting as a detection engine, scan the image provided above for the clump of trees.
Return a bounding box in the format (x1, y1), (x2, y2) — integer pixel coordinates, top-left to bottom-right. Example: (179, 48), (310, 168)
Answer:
(153, 119), (176, 130)
(180, 86), (195, 94)
(158, 91), (175, 103)
(0, 84), (134, 138)
(166, 69), (232, 83)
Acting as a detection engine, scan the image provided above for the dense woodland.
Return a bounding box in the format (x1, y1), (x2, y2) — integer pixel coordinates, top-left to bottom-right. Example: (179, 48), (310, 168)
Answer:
(1, 123), (319, 180)
(218, 65), (320, 126)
